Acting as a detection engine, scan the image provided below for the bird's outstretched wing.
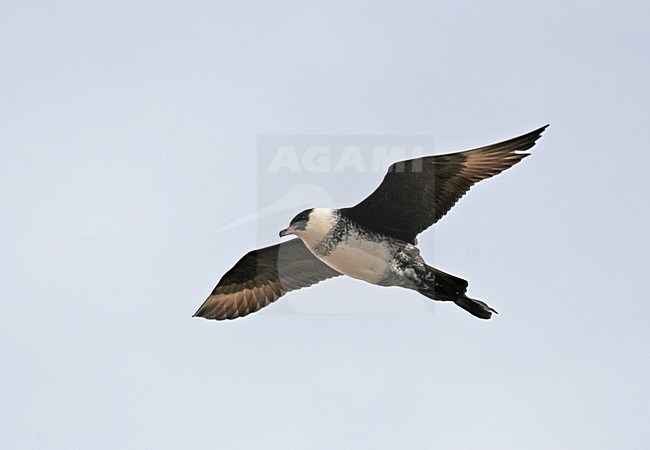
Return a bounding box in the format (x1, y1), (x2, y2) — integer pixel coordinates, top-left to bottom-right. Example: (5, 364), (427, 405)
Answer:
(342, 125), (548, 243)
(194, 238), (341, 320)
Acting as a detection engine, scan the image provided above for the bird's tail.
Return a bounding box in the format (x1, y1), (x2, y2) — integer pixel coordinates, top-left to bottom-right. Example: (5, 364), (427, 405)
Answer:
(452, 296), (498, 320)
(417, 265), (497, 320)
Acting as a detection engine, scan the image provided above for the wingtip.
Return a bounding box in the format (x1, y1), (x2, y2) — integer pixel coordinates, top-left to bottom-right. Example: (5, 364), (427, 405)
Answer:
(515, 124), (550, 151)
(533, 124), (549, 134)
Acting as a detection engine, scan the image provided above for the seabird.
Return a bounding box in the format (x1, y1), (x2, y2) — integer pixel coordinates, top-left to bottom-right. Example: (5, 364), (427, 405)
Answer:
(194, 125), (548, 320)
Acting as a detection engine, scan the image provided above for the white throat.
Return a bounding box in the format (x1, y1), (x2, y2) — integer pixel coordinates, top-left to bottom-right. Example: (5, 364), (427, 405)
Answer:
(299, 208), (337, 250)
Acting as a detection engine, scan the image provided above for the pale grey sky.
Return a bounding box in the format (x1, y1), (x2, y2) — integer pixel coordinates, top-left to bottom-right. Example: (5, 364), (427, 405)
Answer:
(2, 1), (650, 449)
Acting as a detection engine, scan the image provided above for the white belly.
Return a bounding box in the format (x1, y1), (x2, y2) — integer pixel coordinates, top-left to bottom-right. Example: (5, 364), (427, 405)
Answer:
(319, 236), (391, 284)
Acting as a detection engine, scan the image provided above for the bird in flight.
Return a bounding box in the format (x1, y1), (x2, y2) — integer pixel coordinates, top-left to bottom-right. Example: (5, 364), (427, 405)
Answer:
(194, 125), (548, 320)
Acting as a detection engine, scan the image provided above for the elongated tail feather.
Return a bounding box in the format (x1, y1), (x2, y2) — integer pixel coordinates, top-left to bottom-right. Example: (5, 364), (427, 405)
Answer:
(453, 296), (498, 320)
(417, 265), (497, 319)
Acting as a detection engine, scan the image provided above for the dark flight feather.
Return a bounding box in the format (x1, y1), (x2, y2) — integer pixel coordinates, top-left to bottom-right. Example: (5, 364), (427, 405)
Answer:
(342, 125), (548, 243)
(194, 238), (341, 320)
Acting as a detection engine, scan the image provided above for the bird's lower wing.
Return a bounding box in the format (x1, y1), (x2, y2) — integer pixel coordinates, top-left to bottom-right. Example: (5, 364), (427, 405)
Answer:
(194, 238), (341, 320)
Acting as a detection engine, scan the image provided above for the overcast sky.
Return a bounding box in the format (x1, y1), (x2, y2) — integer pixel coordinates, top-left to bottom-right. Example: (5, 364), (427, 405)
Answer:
(2, 1), (650, 448)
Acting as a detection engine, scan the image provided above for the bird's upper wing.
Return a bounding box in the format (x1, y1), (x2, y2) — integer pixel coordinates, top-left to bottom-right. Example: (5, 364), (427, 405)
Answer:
(194, 237), (341, 320)
(342, 125), (548, 243)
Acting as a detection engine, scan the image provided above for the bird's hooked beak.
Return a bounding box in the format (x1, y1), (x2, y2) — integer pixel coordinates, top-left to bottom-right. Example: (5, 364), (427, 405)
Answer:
(279, 226), (296, 238)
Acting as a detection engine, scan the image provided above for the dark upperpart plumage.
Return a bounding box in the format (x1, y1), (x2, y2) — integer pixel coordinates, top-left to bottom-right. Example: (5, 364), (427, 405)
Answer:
(341, 125), (547, 243)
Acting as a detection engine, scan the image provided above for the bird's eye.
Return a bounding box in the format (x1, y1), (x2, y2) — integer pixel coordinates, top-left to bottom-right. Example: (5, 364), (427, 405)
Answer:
(291, 209), (311, 225)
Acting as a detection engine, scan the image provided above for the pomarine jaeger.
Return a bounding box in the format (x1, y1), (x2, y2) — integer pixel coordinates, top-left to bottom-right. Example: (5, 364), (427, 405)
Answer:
(194, 125), (548, 320)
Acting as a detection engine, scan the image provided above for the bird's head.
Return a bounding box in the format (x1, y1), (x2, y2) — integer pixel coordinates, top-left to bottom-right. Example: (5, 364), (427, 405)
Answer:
(279, 208), (336, 248)
(279, 208), (312, 238)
